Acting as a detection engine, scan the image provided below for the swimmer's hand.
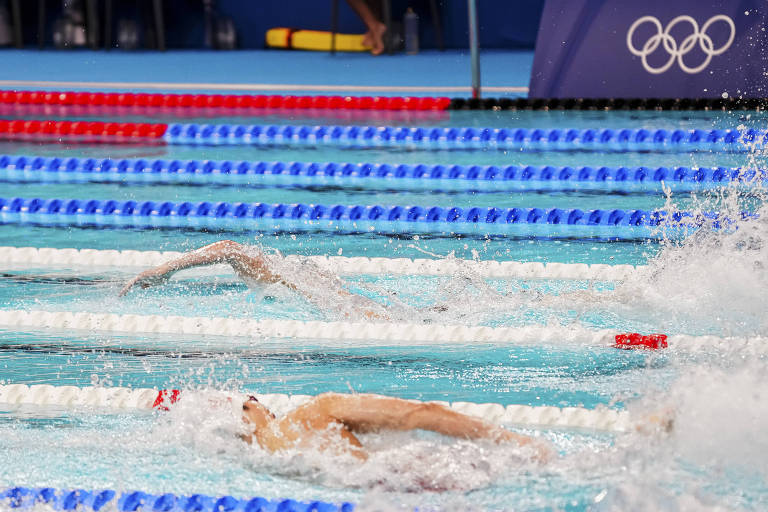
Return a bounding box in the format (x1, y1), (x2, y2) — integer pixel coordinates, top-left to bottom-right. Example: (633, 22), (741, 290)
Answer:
(361, 309), (389, 321)
(496, 429), (554, 463)
(635, 407), (675, 435)
(119, 265), (172, 296)
(340, 309), (390, 322)
(530, 439), (555, 463)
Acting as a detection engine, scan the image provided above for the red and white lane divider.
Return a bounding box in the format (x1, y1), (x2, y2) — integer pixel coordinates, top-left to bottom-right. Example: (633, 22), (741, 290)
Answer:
(0, 383), (633, 432)
(0, 246), (638, 280)
(0, 309), (754, 352)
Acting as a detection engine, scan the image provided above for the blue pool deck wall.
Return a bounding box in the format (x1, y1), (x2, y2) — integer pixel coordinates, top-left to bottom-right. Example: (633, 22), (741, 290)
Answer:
(0, 49), (533, 96)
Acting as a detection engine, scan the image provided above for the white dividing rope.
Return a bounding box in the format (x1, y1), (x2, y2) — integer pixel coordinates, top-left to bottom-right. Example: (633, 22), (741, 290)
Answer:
(0, 309), (761, 352)
(0, 309), (616, 345)
(0, 246), (638, 280)
(0, 383), (162, 409)
(0, 80), (530, 94)
(0, 383), (633, 432)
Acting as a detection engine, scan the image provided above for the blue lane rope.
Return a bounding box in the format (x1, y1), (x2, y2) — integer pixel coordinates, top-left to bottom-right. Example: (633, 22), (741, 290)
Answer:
(0, 155), (762, 192)
(161, 123), (767, 151)
(0, 195), (740, 238)
(0, 487), (352, 512)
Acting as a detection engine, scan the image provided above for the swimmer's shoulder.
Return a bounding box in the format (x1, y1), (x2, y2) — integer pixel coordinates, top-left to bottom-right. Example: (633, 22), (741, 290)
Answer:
(284, 392), (342, 420)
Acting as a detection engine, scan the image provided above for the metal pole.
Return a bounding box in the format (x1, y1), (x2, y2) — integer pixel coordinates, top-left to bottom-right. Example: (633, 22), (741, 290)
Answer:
(467, 0), (481, 98)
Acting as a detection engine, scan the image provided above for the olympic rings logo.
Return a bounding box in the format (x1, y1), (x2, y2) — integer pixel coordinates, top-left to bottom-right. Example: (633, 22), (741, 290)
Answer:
(626, 15), (735, 74)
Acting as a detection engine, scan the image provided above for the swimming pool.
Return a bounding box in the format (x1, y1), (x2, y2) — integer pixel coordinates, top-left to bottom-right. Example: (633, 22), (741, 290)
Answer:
(1, 99), (767, 511)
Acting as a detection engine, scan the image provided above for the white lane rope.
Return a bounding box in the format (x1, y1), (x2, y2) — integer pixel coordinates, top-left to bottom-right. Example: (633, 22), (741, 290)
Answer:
(0, 309), (761, 352)
(0, 246), (638, 280)
(0, 80), (530, 94)
(0, 383), (632, 432)
(0, 309), (616, 345)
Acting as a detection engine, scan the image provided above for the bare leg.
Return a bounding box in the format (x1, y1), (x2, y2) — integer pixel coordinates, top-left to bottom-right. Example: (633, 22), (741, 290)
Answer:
(345, 0), (386, 55)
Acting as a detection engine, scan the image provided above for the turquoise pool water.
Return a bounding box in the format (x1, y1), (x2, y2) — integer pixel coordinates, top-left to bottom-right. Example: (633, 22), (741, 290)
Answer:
(1, 107), (767, 510)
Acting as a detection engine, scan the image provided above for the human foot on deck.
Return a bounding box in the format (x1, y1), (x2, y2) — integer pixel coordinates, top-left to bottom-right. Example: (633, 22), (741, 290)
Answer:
(362, 22), (387, 55)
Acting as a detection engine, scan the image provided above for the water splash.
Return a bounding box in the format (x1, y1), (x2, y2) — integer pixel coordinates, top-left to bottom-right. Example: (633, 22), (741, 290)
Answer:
(158, 392), (546, 495)
(657, 363), (768, 477)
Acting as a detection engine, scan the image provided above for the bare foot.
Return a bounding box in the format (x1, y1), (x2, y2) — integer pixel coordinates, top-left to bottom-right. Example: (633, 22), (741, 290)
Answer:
(496, 429), (554, 462)
(364, 22), (386, 55)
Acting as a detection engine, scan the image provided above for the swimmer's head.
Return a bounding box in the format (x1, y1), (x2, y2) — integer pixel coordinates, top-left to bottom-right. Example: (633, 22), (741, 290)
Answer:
(242, 395), (276, 433)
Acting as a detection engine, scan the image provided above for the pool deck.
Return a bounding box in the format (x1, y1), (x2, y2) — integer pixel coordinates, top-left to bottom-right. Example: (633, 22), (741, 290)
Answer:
(0, 49), (533, 96)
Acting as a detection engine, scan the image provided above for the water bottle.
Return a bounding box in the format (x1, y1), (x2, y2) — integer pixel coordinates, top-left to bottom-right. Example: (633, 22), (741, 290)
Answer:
(404, 8), (419, 54)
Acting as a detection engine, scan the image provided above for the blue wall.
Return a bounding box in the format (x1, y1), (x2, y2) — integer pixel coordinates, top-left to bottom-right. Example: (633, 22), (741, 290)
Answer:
(18, 0), (544, 50)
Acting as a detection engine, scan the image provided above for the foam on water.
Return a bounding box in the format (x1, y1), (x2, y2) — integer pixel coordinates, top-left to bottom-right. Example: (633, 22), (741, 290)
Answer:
(575, 356), (768, 511)
(578, 181), (768, 509)
(237, 245), (585, 327)
(605, 175), (767, 336)
(392, 184), (768, 337)
(632, 361), (768, 477)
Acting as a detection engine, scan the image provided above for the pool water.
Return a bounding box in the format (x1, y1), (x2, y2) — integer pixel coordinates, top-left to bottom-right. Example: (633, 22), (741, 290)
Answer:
(1, 106), (767, 510)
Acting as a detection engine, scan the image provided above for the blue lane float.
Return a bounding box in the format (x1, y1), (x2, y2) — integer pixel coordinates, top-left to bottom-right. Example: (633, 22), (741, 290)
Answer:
(0, 155), (763, 192)
(0, 487), (352, 512)
(160, 123), (768, 152)
(0, 195), (740, 239)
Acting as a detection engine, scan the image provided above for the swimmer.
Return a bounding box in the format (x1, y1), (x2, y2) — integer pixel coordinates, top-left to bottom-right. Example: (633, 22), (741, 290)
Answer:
(240, 392), (552, 462)
(119, 240), (390, 320)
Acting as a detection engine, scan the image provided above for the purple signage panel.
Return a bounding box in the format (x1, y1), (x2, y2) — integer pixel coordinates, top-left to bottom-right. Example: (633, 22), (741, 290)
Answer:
(529, 1), (768, 98)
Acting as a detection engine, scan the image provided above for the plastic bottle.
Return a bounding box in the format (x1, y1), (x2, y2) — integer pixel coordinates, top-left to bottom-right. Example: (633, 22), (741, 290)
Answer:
(404, 8), (419, 54)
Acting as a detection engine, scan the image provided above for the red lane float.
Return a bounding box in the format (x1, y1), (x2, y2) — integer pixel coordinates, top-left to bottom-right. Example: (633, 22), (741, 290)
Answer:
(0, 119), (167, 140)
(152, 389), (181, 410)
(0, 90), (451, 111)
(614, 333), (668, 350)
(0, 103), (450, 124)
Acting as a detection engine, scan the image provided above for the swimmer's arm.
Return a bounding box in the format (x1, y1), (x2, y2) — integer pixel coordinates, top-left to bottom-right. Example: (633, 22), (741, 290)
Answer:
(119, 240), (282, 296)
(332, 423), (369, 461)
(278, 401), (369, 461)
(310, 393), (542, 448)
